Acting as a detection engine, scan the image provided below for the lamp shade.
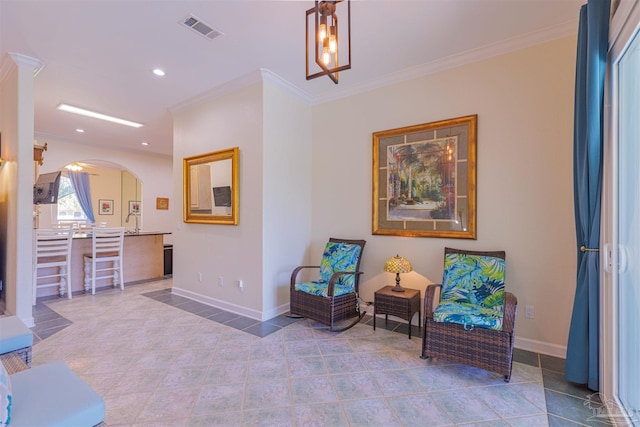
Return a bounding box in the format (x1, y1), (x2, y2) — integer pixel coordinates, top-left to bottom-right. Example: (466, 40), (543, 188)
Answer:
(384, 255), (412, 274)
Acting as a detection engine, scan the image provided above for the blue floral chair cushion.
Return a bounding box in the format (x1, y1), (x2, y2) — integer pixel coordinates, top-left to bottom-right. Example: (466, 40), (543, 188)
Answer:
(433, 302), (504, 330)
(0, 361), (11, 426)
(294, 242), (362, 297)
(433, 249), (506, 331)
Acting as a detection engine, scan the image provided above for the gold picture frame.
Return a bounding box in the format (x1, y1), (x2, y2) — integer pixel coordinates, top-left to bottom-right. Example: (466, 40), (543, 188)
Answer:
(372, 115), (477, 239)
(156, 197), (169, 210)
(183, 147), (239, 225)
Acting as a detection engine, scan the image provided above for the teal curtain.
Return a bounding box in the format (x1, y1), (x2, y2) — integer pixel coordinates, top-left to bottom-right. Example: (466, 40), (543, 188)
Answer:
(566, 0), (610, 391)
(68, 171), (95, 225)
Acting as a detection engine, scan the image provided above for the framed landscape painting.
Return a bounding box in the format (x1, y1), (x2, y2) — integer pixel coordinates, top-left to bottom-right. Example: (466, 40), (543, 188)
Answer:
(372, 115), (477, 239)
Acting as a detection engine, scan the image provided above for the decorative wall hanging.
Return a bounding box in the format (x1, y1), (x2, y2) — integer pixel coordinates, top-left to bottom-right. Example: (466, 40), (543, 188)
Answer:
(183, 147), (239, 225)
(99, 199), (114, 215)
(156, 197), (169, 210)
(372, 115), (477, 239)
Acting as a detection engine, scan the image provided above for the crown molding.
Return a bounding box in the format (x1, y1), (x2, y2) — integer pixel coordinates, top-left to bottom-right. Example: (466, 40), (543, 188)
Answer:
(260, 69), (313, 105)
(312, 18), (579, 105)
(9, 52), (45, 74)
(0, 53), (45, 85)
(171, 70), (263, 113)
(171, 69), (312, 114)
(171, 18), (579, 110)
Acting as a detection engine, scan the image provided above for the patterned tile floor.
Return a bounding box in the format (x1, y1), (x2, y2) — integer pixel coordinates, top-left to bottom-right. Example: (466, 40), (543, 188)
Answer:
(29, 278), (605, 426)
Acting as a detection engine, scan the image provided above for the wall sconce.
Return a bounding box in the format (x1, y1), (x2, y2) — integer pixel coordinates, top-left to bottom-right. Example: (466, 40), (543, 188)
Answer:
(306, 0), (351, 84)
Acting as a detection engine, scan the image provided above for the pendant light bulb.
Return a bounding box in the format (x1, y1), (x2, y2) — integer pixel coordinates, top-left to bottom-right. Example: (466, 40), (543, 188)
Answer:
(323, 46), (331, 66)
(329, 26), (337, 53)
(319, 15), (327, 41)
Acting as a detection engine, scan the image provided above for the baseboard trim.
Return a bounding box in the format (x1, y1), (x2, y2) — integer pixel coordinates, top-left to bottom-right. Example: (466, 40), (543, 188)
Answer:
(171, 287), (263, 321)
(261, 303), (291, 322)
(515, 336), (567, 359)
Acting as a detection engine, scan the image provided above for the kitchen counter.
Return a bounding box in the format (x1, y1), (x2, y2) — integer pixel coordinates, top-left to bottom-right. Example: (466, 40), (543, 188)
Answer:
(34, 231), (171, 300)
(71, 231), (170, 239)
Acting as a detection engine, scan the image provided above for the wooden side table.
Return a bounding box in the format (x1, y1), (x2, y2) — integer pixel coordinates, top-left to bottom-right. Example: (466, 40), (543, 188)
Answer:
(373, 286), (421, 339)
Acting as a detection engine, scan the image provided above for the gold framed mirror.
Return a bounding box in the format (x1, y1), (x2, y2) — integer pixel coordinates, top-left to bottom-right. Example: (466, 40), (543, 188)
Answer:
(183, 147), (239, 225)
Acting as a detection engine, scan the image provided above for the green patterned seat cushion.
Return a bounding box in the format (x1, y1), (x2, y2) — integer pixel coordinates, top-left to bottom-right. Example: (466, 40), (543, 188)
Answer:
(294, 281), (355, 297)
(433, 302), (504, 330)
(294, 242), (362, 297)
(435, 249), (506, 330)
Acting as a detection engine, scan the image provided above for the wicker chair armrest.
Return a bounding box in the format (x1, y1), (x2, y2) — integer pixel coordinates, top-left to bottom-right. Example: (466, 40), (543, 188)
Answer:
(290, 265), (321, 290)
(502, 291), (518, 333)
(327, 271), (363, 297)
(424, 284), (442, 317)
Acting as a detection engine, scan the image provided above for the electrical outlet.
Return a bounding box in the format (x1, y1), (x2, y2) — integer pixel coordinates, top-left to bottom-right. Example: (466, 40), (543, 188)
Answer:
(218, 276), (224, 287)
(525, 305), (535, 319)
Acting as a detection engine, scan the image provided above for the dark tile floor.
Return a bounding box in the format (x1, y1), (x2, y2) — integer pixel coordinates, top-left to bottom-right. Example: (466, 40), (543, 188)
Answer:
(142, 288), (301, 338)
(31, 286), (610, 426)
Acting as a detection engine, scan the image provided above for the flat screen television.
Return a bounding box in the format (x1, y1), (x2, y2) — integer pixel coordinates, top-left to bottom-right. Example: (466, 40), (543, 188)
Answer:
(33, 171), (61, 205)
(212, 186), (231, 207)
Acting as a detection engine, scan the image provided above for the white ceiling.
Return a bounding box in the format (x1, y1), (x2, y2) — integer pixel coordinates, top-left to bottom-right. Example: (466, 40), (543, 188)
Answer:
(0, 0), (583, 157)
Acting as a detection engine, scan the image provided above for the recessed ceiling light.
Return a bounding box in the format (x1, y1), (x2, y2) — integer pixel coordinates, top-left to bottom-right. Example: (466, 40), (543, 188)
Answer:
(56, 103), (144, 128)
(141, 141), (150, 146)
(76, 128), (85, 133)
(152, 69), (165, 77)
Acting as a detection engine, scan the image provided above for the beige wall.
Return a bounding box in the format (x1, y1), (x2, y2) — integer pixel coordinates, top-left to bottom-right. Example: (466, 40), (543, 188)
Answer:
(311, 36), (577, 356)
(120, 169), (142, 228)
(172, 70), (313, 320)
(262, 78), (313, 317)
(93, 169), (122, 227)
(170, 38), (576, 354)
(172, 79), (266, 316)
(0, 35), (577, 354)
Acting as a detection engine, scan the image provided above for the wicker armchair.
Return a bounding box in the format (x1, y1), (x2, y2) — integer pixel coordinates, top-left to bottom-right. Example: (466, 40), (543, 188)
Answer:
(421, 248), (518, 382)
(290, 238), (366, 332)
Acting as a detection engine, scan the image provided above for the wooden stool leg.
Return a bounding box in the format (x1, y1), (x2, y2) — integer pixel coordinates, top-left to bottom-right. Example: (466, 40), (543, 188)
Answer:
(83, 256), (91, 293)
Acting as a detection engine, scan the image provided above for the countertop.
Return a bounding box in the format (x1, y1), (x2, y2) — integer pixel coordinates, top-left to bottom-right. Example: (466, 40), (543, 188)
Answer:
(72, 231), (171, 239)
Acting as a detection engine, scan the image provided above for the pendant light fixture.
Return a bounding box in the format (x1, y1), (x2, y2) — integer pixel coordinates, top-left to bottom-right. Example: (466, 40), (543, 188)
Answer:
(305, 0), (351, 84)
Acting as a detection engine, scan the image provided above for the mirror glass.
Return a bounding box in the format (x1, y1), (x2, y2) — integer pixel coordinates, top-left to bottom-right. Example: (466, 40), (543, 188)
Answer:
(183, 147), (238, 225)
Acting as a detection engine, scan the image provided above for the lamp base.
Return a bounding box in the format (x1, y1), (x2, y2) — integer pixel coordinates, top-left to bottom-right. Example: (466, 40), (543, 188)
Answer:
(392, 273), (405, 292)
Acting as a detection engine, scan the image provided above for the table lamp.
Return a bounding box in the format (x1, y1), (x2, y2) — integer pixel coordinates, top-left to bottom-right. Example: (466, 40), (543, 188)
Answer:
(384, 255), (412, 292)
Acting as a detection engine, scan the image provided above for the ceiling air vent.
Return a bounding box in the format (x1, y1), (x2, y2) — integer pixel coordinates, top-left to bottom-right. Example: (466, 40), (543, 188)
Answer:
(180, 14), (223, 41)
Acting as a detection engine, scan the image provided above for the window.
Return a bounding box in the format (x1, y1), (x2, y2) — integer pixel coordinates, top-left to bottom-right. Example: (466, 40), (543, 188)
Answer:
(56, 176), (87, 221)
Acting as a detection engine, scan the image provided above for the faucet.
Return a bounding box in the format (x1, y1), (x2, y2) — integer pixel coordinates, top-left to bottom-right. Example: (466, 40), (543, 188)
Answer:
(125, 212), (140, 234)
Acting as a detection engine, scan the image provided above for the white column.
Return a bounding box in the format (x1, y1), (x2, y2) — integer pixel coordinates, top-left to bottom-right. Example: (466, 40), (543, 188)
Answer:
(0, 53), (44, 327)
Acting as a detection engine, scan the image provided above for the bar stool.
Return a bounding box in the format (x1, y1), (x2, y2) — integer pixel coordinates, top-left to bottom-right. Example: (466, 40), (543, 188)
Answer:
(33, 228), (74, 305)
(83, 227), (125, 294)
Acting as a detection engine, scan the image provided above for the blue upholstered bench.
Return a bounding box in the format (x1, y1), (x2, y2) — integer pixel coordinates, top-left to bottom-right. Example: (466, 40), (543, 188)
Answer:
(7, 360), (105, 426)
(0, 317), (33, 368)
(1, 317), (104, 426)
